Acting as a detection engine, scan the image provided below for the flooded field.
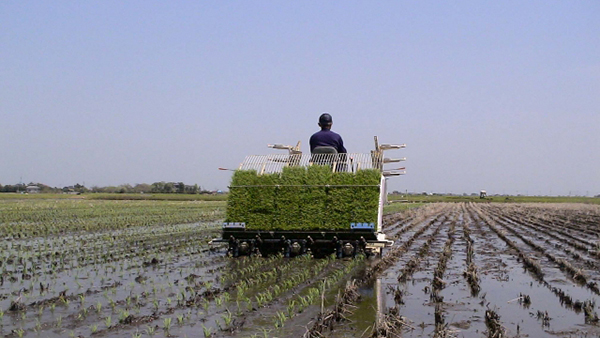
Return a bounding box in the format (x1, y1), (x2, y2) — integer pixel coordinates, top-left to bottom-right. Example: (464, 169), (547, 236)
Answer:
(1, 200), (600, 337)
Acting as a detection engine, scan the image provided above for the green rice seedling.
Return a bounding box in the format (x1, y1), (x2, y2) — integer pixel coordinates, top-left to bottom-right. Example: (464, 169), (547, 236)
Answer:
(145, 325), (156, 337)
(299, 295), (310, 309)
(274, 311), (287, 328)
(95, 301), (102, 313)
(222, 309), (233, 327)
(287, 300), (296, 317)
(131, 330), (142, 338)
(266, 290), (274, 302)
(260, 328), (270, 338)
(309, 287), (320, 301)
(255, 294), (265, 308)
(56, 315), (62, 328)
(163, 317), (172, 333)
(202, 324), (213, 337)
(236, 285), (245, 300)
(105, 315), (112, 328)
(90, 324), (98, 333)
(119, 310), (130, 323)
(177, 314), (184, 325)
(15, 328), (24, 338)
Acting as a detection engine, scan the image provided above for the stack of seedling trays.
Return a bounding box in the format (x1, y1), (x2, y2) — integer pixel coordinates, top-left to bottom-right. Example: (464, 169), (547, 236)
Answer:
(225, 166), (381, 236)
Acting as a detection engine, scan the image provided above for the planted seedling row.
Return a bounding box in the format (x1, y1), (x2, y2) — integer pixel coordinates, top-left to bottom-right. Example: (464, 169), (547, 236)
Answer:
(256, 255), (367, 336)
(88, 255), (341, 338)
(0, 223), (222, 303)
(3, 257), (230, 338)
(0, 223), (220, 290)
(0, 246), (224, 319)
(163, 255), (347, 338)
(0, 200), (224, 239)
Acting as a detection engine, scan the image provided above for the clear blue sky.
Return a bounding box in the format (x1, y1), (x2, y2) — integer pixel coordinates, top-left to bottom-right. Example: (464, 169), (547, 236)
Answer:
(1, 1), (599, 195)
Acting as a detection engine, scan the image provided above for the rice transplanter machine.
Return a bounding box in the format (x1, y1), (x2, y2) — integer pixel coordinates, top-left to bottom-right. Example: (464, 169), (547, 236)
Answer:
(212, 136), (406, 258)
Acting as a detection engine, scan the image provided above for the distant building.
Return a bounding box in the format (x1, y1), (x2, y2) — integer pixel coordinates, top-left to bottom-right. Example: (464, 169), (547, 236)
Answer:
(26, 185), (41, 194)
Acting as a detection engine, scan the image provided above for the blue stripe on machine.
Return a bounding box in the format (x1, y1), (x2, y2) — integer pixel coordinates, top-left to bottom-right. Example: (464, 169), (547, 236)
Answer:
(350, 222), (375, 230)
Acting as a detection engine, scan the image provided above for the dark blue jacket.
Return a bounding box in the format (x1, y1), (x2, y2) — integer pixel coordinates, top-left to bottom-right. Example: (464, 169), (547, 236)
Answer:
(309, 130), (347, 153)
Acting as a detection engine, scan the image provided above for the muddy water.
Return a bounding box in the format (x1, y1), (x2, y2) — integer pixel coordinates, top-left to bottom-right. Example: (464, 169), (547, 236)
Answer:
(325, 203), (600, 338)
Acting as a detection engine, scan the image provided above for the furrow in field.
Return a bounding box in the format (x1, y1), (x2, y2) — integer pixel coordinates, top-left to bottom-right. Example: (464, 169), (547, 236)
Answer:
(430, 213), (457, 337)
(485, 206), (600, 279)
(509, 204), (600, 239)
(470, 204), (600, 331)
(480, 205), (600, 296)
(384, 208), (457, 337)
(485, 204), (600, 261)
(319, 204), (456, 338)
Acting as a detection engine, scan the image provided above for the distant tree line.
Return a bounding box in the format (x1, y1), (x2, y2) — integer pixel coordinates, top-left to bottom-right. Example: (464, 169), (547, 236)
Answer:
(0, 182), (213, 194)
(0, 183), (62, 193)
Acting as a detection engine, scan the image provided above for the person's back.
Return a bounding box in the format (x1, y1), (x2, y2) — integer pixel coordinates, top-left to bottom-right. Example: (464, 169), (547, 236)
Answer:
(309, 113), (347, 154)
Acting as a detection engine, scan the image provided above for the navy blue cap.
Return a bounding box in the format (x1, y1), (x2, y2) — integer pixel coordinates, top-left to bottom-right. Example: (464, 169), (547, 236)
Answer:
(319, 113), (333, 124)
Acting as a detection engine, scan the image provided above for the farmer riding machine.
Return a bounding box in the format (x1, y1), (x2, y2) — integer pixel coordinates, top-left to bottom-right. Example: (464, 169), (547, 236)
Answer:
(212, 136), (406, 258)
